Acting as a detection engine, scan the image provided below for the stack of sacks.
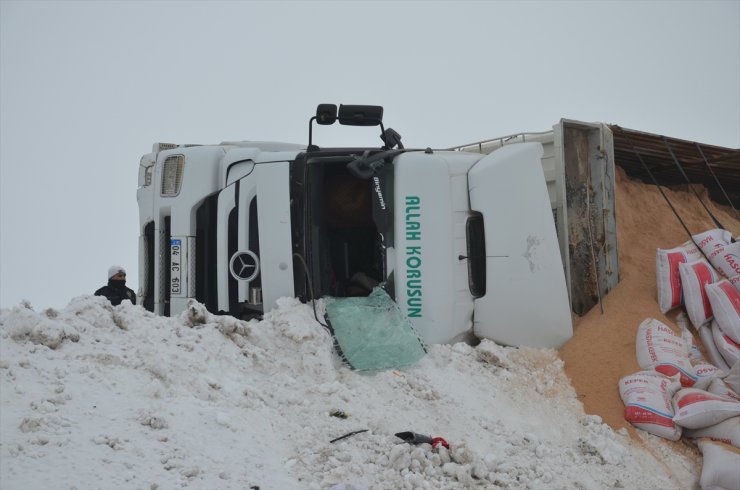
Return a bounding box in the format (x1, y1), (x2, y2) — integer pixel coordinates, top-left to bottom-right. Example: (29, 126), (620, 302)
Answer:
(620, 319), (740, 489)
(679, 369), (740, 490)
(695, 229), (740, 284)
(705, 284), (740, 371)
(656, 228), (740, 374)
(619, 318), (721, 441)
(683, 376), (740, 445)
(622, 229), (738, 487)
(619, 319), (740, 434)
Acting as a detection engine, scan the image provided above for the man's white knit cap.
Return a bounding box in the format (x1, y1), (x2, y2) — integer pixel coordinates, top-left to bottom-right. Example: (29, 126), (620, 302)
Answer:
(108, 265), (126, 279)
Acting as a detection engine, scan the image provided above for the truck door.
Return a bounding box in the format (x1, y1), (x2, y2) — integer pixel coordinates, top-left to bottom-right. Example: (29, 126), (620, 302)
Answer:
(468, 142), (572, 348)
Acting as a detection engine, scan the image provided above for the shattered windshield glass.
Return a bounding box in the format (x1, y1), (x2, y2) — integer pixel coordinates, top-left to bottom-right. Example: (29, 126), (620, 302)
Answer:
(324, 287), (426, 371)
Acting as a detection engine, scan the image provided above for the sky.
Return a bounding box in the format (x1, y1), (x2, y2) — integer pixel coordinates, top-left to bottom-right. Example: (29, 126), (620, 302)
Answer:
(0, 295), (715, 489)
(1, 0), (739, 310)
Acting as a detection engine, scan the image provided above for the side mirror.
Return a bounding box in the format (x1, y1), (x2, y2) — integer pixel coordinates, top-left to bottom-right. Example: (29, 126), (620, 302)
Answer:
(316, 104), (337, 125)
(338, 105), (383, 127)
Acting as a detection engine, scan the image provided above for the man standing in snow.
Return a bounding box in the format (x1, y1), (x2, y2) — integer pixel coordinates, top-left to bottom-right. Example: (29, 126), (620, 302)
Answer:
(95, 265), (136, 306)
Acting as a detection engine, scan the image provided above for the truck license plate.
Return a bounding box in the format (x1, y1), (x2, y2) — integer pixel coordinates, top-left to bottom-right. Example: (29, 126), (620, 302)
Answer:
(170, 239), (182, 295)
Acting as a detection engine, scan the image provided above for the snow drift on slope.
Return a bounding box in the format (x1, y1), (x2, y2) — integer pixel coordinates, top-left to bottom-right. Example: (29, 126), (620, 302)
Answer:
(0, 296), (698, 489)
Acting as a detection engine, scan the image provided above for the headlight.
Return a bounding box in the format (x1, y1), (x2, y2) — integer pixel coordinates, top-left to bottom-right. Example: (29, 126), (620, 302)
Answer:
(144, 166), (153, 186)
(161, 155), (185, 196)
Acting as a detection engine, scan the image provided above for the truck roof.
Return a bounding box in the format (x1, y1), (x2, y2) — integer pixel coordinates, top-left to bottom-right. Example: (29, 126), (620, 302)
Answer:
(217, 141), (306, 152)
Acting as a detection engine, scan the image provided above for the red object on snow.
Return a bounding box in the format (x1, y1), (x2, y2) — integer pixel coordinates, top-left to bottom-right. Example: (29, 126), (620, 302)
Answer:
(432, 437), (449, 449)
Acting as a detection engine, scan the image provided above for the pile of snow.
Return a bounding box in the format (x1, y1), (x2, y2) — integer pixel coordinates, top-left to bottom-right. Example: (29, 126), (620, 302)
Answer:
(1, 296), (698, 489)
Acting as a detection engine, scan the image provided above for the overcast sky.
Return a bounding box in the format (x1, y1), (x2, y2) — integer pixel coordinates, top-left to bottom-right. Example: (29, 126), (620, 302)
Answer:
(1, 0), (738, 310)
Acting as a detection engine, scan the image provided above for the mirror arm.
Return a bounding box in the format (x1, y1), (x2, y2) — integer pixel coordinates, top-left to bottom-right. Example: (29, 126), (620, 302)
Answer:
(308, 116), (318, 152)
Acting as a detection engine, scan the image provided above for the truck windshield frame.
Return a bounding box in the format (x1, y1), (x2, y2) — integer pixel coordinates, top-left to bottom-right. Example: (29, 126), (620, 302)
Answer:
(290, 150), (393, 302)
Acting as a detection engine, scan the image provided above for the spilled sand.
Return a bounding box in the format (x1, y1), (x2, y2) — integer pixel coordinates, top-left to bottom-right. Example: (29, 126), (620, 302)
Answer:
(559, 166), (739, 436)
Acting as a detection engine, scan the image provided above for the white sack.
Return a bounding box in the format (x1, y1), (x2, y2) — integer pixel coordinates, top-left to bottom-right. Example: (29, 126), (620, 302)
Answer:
(693, 361), (726, 391)
(672, 387), (740, 430)
(619, 371), (682, 440)
(656, 241), (702, 313)
(680, 315), (705, 362)
(680, 259), (720, 328)
(696, 438), (740, 490)
(679, 319), (724, 389)
(685, 417), (740, 449)
(712, 320), (740, 368)
(726, 362), (740, 396)
(706, 241), (740, 282)
(706, 279), (740, 343)
(636, 318), (696, 387)
(699, 323), (731, 374)
(692, 228), (732, 254)
(732, 274), (740, 292)
(708, 378), (740, 403)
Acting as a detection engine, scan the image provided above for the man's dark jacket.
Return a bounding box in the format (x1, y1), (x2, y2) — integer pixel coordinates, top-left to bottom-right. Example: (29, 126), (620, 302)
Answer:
(95, 280), (136, 306)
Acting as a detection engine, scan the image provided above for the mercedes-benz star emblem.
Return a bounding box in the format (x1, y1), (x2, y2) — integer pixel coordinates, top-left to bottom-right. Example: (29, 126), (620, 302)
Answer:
(229, 250), (260, 282)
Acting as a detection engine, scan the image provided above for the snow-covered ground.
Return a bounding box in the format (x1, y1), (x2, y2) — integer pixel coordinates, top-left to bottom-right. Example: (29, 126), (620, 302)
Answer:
(1, 296), (699, 489)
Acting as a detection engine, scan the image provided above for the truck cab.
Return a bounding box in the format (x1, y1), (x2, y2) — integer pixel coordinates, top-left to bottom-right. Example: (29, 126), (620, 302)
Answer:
(137, 105), (610, 348)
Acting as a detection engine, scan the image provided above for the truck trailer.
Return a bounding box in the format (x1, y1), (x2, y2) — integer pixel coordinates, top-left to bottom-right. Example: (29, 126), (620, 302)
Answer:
(136, 105), (618, 348)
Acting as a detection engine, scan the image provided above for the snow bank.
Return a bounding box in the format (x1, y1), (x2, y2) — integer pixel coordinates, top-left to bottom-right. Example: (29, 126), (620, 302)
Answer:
(1, 296), (697, 489)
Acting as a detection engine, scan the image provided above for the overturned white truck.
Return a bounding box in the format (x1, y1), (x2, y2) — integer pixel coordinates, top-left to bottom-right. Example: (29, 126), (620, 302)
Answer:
(137, 105), (618, 348)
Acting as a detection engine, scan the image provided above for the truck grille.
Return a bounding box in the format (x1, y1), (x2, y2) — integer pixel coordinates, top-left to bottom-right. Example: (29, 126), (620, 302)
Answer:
(142, 222), (155, 312)
(195, 193), (220, 313)
(162, 216), (171, 316)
